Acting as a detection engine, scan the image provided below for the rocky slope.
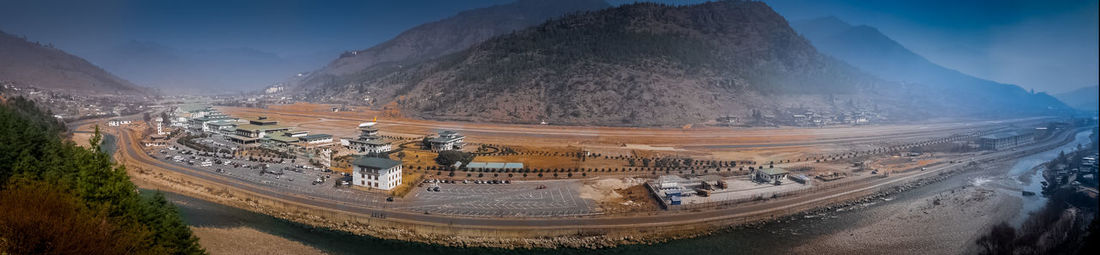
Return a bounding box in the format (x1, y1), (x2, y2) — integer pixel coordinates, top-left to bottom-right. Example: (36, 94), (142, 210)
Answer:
(791, 16), (1071, 117)
(302, 1), (1070, 126)
(292, 0), (611, 90)
(0, 31), (146, 95)
(306, 1), (924, 126)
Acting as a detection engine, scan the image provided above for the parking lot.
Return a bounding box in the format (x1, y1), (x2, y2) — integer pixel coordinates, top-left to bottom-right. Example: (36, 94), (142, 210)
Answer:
(401, 180), (596, 217)
(149, 141), (396, 204)
(148, 134), (599, 217)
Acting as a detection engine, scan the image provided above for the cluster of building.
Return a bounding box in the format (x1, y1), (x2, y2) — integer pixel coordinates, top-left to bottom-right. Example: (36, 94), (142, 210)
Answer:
(163, 104), (480, 192)
(343, 122), (409, 191)
(344, 128), (470, 190)
(173, 104), (336, 151)
(1052, 153), (1099, 188)
(650, 166), (801, 208)
(789, 110), (877, 127)
(1, 81), (149, 121)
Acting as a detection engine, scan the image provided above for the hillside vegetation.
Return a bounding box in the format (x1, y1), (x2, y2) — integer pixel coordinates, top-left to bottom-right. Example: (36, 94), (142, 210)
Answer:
(293, 0), (610, 90)
(302, 1), (1070, 126)
(308, 1), (905, 125)
(0, 97), (203, 254)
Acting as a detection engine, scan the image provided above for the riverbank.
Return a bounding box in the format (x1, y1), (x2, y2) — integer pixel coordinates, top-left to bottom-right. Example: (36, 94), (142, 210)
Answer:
(191, 227), (325, 255)
(791, 163), (1021, 254)
(789, 130), (1096, 254)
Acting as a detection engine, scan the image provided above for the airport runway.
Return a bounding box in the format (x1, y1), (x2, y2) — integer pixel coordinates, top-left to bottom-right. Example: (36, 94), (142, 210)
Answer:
(220, 106), (1050, 149)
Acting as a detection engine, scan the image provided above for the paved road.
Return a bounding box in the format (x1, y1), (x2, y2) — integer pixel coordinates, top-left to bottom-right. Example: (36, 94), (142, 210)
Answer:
(115, 124), (1090, 231)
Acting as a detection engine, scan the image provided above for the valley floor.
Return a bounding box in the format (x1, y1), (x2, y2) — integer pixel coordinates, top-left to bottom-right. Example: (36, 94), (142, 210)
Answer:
(792, 168), (1021, 254)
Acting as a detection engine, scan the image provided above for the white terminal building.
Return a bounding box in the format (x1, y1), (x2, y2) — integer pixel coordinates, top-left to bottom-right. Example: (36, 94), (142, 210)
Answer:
(427, 130), (465, 151)
(352, 156), (403, 190)
(344, 122), (391, 154)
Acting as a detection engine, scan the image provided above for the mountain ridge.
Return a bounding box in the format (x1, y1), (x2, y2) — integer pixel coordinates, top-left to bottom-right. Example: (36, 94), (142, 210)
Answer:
(305, 1), (914, 126)
(297, 2), (1070, 126)
(291, 0), (612, 91)
(0, 30), (147, 95)
(791, 16), (1070, 117)
(1054, 85), (1099, 112)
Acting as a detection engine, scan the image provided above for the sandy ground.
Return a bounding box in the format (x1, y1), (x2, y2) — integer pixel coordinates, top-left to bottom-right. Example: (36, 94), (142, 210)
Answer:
(578, 177), (657, 212)
(792, 171), (1022, 255)
(191, 226), (326, 255)
(70, 122), (100, 148)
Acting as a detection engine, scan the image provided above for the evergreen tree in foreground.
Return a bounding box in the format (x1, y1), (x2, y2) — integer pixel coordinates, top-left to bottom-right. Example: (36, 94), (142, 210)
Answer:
(0, 97), (205, 254)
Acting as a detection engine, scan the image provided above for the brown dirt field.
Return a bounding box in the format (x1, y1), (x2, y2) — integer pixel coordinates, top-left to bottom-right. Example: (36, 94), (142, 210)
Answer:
(611, 184), (661, 212)
(191, 226), (325, 255)
(71, 122), (103, 148)
(577, 178), (657, 213)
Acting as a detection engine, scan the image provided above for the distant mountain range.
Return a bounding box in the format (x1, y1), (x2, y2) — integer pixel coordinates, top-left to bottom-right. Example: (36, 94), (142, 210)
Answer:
(87, 40), (335, 94)
(791, 16), (1070, 117)
(0, 30), (146, 95)
(1054, 85), (1099, 112)
(290, 0), (611, 91)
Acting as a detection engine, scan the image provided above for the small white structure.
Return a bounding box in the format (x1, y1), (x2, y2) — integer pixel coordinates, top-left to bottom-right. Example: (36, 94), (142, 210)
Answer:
(352, 156), (402, 190)
(754, 167), (789, 183)
(107, 119), (132, 127)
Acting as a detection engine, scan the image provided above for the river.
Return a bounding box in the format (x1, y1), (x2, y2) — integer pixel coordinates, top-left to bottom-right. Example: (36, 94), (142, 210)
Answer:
(153, 130), (1093, 255)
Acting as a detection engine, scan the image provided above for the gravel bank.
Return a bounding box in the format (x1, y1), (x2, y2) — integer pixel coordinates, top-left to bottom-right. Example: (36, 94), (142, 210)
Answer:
(192, 226), (326, 255)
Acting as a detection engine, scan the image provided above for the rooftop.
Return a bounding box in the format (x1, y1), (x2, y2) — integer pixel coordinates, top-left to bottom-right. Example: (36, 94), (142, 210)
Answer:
(980, 130), (1034, 140)
(207, 120), (237, 126)
(227, 135), (260, 142)
(352, 156), (402, 169)
(249, 119), (279, 125)
(236, 124), (289, 132)
(758, 167), (788, 176)
(300, 134), (333, 140)
(349, 137), (388, 145)
(262, 131), (298, 143)
(466, 162), (524, 169)
(429, 135), (464, 143)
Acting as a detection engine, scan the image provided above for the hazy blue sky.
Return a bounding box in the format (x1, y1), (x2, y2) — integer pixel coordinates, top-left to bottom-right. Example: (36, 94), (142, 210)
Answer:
(765, 0), (1099, 93)
(0, 0), (1096, 93)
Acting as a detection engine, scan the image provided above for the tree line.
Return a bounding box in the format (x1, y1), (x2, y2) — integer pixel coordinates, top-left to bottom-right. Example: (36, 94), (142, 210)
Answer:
(0, 97), (205, 254)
